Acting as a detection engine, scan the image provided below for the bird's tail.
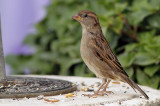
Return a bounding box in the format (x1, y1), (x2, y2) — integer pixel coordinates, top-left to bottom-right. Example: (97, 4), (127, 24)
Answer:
(122, 75), (149, 100)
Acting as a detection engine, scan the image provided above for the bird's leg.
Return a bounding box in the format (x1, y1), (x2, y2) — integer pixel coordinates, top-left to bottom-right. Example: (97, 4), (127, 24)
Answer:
(99, 80), (113, 95)
(83, 79), (106, 97)
(94, 79), (106, 95)
(102, 80), (111, 91)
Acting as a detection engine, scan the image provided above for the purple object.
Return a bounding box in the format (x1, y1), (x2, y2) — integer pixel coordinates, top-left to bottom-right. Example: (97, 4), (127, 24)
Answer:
(0, 0), (50, 74)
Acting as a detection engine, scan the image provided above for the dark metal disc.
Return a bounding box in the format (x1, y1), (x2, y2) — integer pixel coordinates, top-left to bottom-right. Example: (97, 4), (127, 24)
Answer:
(0, 76), (77, 98)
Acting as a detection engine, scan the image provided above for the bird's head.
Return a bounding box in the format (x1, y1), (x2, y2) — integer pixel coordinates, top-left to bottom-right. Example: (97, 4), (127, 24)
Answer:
(72, 10), (100, 28)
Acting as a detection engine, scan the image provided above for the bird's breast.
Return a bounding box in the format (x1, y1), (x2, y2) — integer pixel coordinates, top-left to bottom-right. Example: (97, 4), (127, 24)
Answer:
(80, 32), (105, 78)
(80, 30), (114, 79)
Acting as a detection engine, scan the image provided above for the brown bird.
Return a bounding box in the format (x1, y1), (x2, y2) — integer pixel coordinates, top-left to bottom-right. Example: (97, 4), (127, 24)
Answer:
(72, 10), (149, 99)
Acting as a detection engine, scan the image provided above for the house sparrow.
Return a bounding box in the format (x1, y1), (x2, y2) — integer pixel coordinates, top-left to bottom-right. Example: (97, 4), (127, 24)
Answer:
(72, 10), (149, 99)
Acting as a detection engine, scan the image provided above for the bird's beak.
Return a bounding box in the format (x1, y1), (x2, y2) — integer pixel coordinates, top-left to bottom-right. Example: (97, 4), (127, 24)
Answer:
(72, 14), (82, 21)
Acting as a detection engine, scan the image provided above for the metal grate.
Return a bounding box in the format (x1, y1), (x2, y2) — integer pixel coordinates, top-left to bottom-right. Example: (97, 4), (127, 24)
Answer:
(0, 76), (77, 98)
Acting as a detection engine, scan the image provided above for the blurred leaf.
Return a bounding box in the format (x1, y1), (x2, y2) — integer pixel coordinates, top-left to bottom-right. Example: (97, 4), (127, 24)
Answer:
(144, 66), (159, 77)
(137, 68), (159, 88)
(118, 52), (136, 68)
(148, 15), (160, 29)
(136, 68), (150, 86)
(149, 0), (160, 11)
(127, 9), (151, 25)
(74, 63), (85, 76)
(134, 53), (156, 66)
(137, 30), (155, 43)
(106, 31), (119, 50)
(60, 58), (82, 75)
(125, 67), (134, 78)
(125, 43), (137, 52)
(131, 0), (153, 11)
(149, 76), (159, 89)
(115, 3), (127, 13)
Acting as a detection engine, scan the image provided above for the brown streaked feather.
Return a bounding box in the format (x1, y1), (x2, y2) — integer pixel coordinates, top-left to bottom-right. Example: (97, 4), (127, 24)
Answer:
(89, 33), (128, 77)
(121, 74), (149, 99)
(89, 32), (149, 99)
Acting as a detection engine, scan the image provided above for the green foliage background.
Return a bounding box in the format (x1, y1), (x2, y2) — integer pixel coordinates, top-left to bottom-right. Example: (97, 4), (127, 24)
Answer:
(6, 0), (160, 89)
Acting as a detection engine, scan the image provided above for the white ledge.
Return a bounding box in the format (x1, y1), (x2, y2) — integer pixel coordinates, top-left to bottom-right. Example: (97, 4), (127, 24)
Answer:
(0, 75), (160, 106)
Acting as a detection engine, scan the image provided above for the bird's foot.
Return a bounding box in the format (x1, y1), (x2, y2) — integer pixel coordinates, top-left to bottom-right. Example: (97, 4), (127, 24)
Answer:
(82, 92), (104, 98)
(98, 90), (114, 95)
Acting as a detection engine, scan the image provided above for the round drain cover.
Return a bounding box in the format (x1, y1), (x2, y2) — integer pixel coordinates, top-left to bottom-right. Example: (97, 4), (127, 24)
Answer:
(0, 76), (77, 98)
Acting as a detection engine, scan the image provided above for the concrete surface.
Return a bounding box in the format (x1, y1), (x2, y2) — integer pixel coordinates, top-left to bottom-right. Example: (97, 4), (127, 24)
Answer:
(0, 75), (160, 106)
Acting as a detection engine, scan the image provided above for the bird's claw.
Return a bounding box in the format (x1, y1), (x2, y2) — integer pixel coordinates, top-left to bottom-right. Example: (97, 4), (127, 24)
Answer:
(82, 93), (104, 98)
(99, 90), (114, 94)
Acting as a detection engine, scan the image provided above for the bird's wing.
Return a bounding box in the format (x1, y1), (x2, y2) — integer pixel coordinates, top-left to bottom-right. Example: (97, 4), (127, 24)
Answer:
(89, 34), (128, 77)
(88, 34), (149, 99)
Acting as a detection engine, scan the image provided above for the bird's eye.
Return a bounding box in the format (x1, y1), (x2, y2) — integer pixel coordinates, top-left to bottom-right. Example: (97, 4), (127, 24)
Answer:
(83, 14), (88, 18)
